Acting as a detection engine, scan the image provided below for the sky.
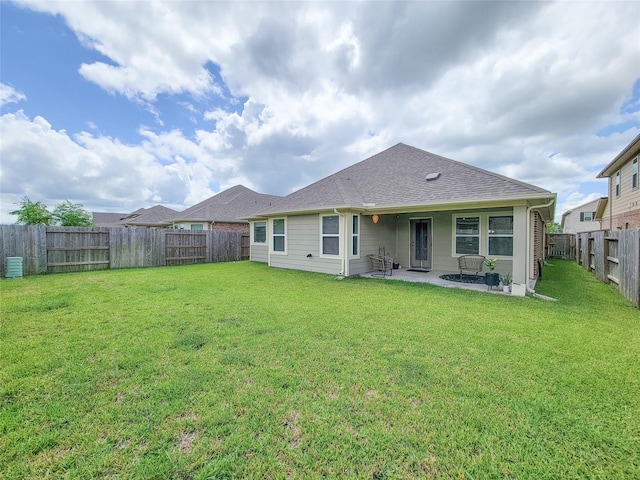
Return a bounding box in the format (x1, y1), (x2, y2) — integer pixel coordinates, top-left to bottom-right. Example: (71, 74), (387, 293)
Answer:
(1, 1), (639, 224)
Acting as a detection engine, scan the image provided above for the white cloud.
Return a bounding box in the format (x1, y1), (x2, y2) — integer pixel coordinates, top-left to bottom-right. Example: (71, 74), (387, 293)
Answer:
(0, 83), (26, 107)
(4, 1), (640, 224)
(0, 111), (217, 222)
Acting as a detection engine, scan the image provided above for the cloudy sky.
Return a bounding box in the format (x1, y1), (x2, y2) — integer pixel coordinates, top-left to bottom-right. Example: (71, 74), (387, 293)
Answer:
(1, 1), (639, 224)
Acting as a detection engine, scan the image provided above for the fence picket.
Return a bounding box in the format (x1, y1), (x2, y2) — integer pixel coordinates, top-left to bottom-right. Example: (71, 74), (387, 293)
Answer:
(547, 229), (639, 307)
(0, 226), (248, 277)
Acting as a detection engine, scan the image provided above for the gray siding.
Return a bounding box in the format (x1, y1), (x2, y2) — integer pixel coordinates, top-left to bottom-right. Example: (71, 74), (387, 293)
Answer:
(270, 214), (342, 275)
(349, 214), (397, 276)
(362, 209), (515, 276)
(251, 244), (268, 263)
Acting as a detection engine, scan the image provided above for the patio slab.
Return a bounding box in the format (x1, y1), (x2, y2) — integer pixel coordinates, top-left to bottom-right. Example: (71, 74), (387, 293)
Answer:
(360, 268), (512, 295)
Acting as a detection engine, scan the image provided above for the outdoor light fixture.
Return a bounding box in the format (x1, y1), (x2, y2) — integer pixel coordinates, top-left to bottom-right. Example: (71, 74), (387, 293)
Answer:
(372, 214), (380, 224)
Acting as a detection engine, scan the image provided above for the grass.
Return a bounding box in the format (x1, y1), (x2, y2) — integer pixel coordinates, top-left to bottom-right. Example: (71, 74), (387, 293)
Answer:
(1, 260), (638, 479)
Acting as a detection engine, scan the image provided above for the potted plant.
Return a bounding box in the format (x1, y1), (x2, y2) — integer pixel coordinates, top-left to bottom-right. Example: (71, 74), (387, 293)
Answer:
(484, 258), (500, 289)
(500, 273), (512, 293)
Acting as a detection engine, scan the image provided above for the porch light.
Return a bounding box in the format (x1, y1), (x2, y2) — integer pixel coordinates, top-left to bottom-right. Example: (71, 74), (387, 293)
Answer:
(372, 214), (380, 224)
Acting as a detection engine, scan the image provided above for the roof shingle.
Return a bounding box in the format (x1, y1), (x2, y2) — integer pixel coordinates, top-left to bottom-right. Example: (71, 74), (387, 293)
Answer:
(256, 143), (552, 215)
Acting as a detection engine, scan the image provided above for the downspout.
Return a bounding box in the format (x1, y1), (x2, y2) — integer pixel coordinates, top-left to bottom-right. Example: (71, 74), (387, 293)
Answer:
(525, 198), (556, 293)
(334, 209), (347, 276)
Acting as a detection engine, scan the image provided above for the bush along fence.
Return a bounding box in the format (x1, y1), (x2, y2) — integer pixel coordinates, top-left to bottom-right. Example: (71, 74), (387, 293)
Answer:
(547, 229), (640, 308)
(0, 225), (250, 277)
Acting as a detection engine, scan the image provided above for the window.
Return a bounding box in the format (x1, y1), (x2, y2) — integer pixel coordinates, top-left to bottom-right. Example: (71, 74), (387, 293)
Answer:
(253, 221), (266, 243)
(615, 171), (621, 196)
(321, 215), (340, 256)
(272, 218), (285, 252)
(488, 215), (513, 256)
(352, 215), (359, 256)
(455, 216), (480, 255)
(190, 224), (204, 230)
(633, 157), (638, 190)
(580, 212), (595, 222)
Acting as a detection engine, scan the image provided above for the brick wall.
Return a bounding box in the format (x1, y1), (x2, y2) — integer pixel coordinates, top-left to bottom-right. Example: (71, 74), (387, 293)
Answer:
(211, 222), (250, 234)
(533, 211), (544, 278)
(607, 209), (640, 230)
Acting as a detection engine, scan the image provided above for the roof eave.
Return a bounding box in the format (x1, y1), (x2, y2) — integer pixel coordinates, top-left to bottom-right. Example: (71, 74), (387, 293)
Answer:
(245, 193), (556, 219)
(597, 133), (640, 178)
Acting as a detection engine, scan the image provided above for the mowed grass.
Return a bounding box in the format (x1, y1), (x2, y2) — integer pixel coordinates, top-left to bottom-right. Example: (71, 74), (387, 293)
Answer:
(1, 260), (638, 479)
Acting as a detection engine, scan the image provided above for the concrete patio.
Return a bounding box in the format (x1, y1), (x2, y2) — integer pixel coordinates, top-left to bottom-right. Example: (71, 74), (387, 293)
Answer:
(360, 268), (515, 295)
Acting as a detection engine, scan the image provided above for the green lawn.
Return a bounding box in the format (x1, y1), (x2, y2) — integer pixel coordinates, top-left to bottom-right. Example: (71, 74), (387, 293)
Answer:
(1, 260), (638, 479)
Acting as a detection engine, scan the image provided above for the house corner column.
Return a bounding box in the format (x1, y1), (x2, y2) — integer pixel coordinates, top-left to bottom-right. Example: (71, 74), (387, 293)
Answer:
(512, 206), (528, 285)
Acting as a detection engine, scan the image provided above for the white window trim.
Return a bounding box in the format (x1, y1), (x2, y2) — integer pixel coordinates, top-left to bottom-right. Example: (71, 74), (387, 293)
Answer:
(350, 214), (360, 259)
(615, 170), (621, 197)
(251, 220), (267, 245)
(319, 214), (341, 258)
(271, 217), (287, 254)
(452, 215), (481, 256)
(632, 157), (638, 190)
(581, 211), (594, 222)
(487, 214), (514, 258)
(452, 213), (515, 258)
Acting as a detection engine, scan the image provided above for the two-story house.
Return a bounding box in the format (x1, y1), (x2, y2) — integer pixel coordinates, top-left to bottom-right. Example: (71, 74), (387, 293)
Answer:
(596, 133), (640, 230)
(560, 198), (604, 233)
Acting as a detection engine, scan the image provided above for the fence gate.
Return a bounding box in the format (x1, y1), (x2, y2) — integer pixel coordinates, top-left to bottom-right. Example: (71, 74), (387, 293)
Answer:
(241, 235), (250, 260)
(165, 231), (207, 266)
(46, 228), (110, 273)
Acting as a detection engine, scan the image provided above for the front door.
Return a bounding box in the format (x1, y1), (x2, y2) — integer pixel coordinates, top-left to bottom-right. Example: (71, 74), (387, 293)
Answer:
(410, 218), (432, 271)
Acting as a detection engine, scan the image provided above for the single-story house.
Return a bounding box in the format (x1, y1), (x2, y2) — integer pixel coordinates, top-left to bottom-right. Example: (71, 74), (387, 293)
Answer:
(167, 185), (282, 233)
(92, 205), (178, 228)
(247, 143), (556, 292)
(560, 198), (604, 234)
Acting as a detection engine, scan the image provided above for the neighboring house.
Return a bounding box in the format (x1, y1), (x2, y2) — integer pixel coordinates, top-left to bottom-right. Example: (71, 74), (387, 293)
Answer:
(596, 133), (640, 230)
(168, 185), (282, 233)
(560, 198), (603, 233)
(92, 205), (178, 228)
(247, 143), (556, 293)
(118, 206), (179, 228)
(92, 212), (128, 227)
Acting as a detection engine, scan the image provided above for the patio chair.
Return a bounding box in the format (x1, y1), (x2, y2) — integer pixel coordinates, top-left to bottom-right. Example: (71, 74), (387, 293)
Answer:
(367, 253), (393, 277)
(457, 255), (485, 279)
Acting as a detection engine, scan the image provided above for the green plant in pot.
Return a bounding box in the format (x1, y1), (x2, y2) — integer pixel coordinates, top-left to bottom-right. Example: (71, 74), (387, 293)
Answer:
(500, 273), (512, 292)
(484, 258), (500, 289)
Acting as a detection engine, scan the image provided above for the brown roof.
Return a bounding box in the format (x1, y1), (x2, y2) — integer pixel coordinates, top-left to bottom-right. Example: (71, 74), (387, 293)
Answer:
(255, 143), (553, 216)
(92, 212), (128, 227)
(120, 205), (179, 226)
(91, 205), (178, 227)
(170, 185), (282, 223)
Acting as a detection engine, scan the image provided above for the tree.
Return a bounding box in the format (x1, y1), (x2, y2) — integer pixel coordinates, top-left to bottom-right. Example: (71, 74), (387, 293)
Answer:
(52, 200), (93, 226)
(10, 196), (53, 225)
(546, 222), (563, 234)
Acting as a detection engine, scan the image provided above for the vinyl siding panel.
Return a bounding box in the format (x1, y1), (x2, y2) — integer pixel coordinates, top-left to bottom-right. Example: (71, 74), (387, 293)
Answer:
(609, 159), (640, 217)
(562, 199), (601, 233)
(394, 209), (514, 275)
(251, 244), (268, 263)
(269, 214), (343, 275)
(349, 214), (397, 275)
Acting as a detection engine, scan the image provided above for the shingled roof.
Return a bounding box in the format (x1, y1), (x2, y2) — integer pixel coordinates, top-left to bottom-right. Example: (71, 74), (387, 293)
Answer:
(254, 143), (553, 216)
(91, 206), (178, 227)
(120, 205), (179, 226)
(171, 185), (282, 223)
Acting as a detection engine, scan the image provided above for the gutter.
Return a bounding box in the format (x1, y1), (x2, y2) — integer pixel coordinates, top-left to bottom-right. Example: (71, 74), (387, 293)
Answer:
(244, 193), (555, 220)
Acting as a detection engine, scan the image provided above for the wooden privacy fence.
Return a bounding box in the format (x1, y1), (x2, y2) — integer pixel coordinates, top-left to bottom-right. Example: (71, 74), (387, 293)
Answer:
(0, 225), (249, 276)
(548, 229), (639, 308)
(546, 233), (576, 260)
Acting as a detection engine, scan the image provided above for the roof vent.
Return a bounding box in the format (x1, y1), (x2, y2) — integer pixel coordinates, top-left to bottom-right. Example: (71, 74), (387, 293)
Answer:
(425, 172), (441, 181)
